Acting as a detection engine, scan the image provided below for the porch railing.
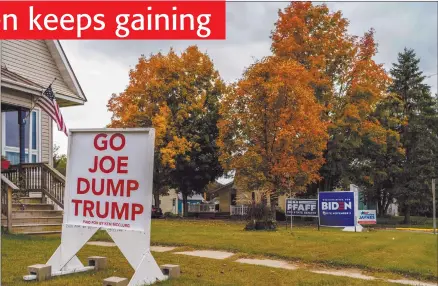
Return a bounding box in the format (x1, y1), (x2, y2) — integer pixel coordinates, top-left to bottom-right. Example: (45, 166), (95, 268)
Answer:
(2, 163), (65, 209)
(1, 174), (20, 231)
(188, 204), (217, 213)
(230, 205), (249, 216)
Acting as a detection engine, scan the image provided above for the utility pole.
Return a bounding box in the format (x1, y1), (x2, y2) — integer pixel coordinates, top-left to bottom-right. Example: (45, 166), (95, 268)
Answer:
(432, 179), (436, 235)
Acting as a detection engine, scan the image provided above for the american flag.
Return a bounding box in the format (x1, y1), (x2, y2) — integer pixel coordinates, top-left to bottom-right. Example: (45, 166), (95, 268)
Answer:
(36, 84), (68, 136)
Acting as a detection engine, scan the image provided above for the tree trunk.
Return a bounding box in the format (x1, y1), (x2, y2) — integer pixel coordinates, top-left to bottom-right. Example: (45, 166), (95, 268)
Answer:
(324, 176), (329, 192)
(377, 190), (385, 217)
(153, 192), (160, 208)
(270, 191), (277, 221)
(403, 203), (411, 224)
(183, 193), (188, 217)
(377, 202), (384, 217)
(383, 196), (391, 216)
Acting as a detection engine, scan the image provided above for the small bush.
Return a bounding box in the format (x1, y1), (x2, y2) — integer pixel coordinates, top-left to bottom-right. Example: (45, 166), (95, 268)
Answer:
(245, 220), (277, 231)
(276, 209), (286, 221)
(164, 212), (179, 218)
(244, 202), (276, 231)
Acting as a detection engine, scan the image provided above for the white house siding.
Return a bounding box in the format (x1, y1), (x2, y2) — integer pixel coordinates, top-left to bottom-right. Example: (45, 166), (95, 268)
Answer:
(2, 40), (78, 99)
(158, 190), (179, 215)
(41, 111), (52, 164)
(1, 87), (32, 108)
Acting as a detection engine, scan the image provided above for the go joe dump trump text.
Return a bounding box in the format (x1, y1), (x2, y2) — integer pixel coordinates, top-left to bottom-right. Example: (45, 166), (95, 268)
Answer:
(64, 129), (155, 232)
(0, 1), (226, 39)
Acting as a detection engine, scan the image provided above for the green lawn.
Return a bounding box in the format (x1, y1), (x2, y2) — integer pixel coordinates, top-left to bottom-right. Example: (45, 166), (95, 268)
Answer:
(263, 215), (435, 229)
(91, 219), (437, 281)
(2, 234), (398, 286)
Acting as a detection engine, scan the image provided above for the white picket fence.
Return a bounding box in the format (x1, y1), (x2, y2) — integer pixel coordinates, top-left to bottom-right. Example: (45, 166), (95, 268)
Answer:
(230, 205), (249, 216)
(188, 203), (217, 213)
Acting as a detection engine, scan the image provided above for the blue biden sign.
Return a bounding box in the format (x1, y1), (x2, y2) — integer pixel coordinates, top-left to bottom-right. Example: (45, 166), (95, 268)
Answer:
(318, 191), (356, 227)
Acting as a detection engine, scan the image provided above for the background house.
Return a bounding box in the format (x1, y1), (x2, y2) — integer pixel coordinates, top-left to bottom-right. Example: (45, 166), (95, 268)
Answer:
(155, 190), (179, 215)
(1, 40), (86, 164)
(177, 193), (205, 215)
(156, 190), (206, 216)
(207, 180), (289, 215)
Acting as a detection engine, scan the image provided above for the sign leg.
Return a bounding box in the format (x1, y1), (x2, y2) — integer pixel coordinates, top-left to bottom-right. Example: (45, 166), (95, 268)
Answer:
(107, 229), (165, 285)
(46, 225), (99, 273)
(128, 251), (166, 286)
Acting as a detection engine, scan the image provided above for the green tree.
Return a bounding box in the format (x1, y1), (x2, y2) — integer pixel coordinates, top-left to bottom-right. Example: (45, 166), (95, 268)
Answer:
(52, 144), (67, 175)
(218, 56), (328, 211)
(107, 46), (225, 214)
(351, 94), (405, 217)
(169, 47), (225, 216)
(271, 3), (391, 192)
(388, 48), (438, 223)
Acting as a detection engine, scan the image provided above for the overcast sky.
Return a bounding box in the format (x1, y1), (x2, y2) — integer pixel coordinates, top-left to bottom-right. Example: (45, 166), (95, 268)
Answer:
(56, 1), (438, 162)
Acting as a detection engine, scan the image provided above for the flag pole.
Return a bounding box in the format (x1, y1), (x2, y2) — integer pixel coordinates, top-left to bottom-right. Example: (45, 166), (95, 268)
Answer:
(24, 78), (57, 123)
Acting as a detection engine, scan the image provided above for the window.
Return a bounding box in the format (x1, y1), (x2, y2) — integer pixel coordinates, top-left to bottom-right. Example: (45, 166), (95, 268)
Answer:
(231, 193), (237, 206)
(2, 109), (40, 164)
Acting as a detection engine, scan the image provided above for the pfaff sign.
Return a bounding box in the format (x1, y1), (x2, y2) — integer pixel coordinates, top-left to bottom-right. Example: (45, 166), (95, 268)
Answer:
(64, 129), (153, 232)
(318, 191), (356, 227)
(286, 199), (318, 217)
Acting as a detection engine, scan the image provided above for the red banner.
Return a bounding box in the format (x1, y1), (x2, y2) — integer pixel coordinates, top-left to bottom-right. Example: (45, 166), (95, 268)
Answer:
(0, 1), (226, 39)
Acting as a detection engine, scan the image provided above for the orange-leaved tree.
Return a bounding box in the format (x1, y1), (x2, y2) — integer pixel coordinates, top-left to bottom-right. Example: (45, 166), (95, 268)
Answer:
(271, 2), (391, 191)
(218, 56), (328, 207)
(107, 46), (226, 213)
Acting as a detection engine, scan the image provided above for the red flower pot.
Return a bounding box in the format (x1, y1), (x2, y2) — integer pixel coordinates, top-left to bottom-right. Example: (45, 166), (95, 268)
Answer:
(1, 160), (10, 170)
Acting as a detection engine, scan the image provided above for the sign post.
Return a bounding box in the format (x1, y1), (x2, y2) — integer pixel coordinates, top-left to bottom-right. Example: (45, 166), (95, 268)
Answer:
(317, 188), (320, 231)
(45, 128), (165, 285)
(289, 191), (292, 231)
(286, 198), (319, 231)
(432, 178), (436, 235)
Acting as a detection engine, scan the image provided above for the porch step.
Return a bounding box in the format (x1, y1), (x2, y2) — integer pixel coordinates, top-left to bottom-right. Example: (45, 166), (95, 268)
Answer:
(2, 216), (63, 225)
(12, 210), (63, 219)
(11, 223), (62, 233)
(18, 197), (43, 204)
(19, 230), (62, 235)
(12, 203), (54, 211)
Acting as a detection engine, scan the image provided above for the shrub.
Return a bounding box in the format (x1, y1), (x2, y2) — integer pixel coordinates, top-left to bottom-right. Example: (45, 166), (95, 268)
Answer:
(244, 202), (277, 231)
(276, 209), (286, 221)
(164, 212), (179, 218)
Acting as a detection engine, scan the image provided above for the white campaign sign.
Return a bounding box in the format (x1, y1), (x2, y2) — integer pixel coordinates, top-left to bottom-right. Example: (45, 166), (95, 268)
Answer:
(358, 210), (377, 224)
(46, 128), (165, 286)
(64, 130), (152, 231)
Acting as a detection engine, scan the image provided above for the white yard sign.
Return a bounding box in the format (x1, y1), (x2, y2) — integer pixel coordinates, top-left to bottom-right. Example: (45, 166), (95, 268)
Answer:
(358, 210), (377, 225)
(64, 130), (152, 231)
(46, 128), (165, 286)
